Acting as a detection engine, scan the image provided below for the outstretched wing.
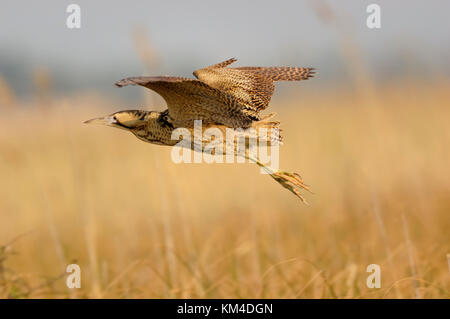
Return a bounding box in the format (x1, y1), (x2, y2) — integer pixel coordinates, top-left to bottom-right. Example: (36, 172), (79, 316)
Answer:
(115, 76), (257, 128)
(204, 57), (237, 69)
(193, 58), (316, 112)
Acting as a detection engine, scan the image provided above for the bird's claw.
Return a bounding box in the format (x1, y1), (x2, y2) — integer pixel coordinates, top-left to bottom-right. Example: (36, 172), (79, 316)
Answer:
(271, 170), (312, 204)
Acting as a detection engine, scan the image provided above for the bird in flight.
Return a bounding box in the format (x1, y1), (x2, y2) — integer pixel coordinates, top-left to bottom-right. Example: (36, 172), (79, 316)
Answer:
(85, 58), (316, 203)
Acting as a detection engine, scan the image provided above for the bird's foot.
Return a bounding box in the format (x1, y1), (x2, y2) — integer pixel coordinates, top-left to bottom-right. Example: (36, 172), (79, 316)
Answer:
(270, 170), (312, 204)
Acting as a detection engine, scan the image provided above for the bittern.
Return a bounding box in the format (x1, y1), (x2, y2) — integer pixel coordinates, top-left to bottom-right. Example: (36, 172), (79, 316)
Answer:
(85, 58), (316, 203)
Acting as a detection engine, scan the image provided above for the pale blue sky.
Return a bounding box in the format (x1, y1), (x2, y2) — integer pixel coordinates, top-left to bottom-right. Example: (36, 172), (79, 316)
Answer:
(0, 0), (449, 97)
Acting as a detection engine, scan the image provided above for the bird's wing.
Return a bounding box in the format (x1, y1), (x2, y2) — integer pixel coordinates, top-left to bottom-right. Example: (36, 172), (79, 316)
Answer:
(205, 57), (238, 68)
(115, 76), (257, 128)
(193, 58), (316, 113)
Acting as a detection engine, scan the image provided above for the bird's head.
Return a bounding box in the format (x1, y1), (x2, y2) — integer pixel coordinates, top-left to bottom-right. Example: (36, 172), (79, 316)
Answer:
(84, 110), (150, 130)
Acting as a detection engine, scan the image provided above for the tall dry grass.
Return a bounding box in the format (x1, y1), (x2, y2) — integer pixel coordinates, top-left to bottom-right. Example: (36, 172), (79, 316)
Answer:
(0, 81), (449, 298)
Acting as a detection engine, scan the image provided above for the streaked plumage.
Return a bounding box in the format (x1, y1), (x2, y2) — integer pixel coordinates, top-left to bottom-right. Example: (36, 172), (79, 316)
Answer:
(85, 58), (316, 203)
(193, 58), (315, 114)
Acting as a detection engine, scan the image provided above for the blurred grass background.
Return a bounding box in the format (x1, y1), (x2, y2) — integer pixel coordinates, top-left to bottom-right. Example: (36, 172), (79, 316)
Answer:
(0, 80), (449, 298)
(1, 0), (450, 299)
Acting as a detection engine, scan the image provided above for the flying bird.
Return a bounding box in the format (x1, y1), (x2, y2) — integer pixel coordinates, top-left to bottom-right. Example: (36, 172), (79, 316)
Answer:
(85, 58), (316, 203)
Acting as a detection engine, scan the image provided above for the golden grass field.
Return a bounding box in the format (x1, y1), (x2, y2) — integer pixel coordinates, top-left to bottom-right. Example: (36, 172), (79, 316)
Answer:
(0, 82), (449, 298)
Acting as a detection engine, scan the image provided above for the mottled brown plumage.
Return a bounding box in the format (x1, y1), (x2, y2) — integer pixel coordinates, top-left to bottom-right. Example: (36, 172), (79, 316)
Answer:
(85, 58), (316, 203)
(115, 58), (315, 128)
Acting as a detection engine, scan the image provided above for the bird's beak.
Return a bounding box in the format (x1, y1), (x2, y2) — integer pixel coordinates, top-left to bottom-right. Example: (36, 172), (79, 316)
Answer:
(83, 116), (116, 126)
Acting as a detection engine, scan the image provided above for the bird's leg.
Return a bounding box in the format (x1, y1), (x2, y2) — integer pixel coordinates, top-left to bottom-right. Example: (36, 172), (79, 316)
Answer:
(245, 155), (312, 205)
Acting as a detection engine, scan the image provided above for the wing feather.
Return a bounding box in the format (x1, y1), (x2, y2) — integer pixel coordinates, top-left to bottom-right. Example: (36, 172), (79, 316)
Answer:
(193, 59), (316, 112)
(115, 76), (257, 128)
